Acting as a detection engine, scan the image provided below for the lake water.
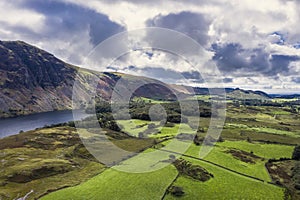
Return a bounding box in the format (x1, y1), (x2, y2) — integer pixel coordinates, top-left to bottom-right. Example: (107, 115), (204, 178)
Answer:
(0, 110), (90, 138)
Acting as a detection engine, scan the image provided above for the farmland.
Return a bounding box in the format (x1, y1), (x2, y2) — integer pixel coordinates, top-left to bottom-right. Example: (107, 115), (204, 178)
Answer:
(1, 96), (300, 200)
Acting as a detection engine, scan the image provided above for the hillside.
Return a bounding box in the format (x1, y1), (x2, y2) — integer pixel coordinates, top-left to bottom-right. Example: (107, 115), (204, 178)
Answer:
(0, 40), (271, 118)
(0, 41), (178, 118)
(0, 41), (80, 117)
(191, 87), (270, 100)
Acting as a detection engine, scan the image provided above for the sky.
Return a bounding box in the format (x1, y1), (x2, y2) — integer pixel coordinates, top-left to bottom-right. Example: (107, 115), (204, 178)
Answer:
(1, 0), (300, 94)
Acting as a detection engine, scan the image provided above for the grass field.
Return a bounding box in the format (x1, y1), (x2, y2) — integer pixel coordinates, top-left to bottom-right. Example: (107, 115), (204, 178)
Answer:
(2, 99), (299, 200)
(117, 119), (195, 139)
(117, 119), (158, 137)
(216, 140), (294, 159)
(159, 139), (294, 181)
(185, 144), (271, 181)
(40, 139), (287, 200)
(41, 158), (178, 200)
(165, 158), (285, 200)
(225, 123), (300, 138)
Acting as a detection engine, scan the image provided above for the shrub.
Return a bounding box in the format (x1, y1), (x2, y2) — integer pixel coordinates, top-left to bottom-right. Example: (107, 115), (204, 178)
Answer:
(292, 145), (300, 160)
(268, 158), (277, 163)
(198, 127), (205, 133)
(173, 158), (213, 182)
(169, 186), (184, 197)
(164, 122), (175, 127)
(148, 123), (156, 129)
(217, 136), (224, 142)
(169, 154), (176, 162)
(247, 137), (252, 143)
(193, 134), (203, 146)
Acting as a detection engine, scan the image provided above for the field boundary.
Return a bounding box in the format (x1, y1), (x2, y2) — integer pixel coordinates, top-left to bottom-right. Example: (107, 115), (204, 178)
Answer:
(160, 173), (180, 200)
(156, 148), (283, 188)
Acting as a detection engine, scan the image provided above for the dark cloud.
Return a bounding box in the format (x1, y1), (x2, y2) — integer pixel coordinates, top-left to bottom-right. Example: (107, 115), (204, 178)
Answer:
(294, 43), (300, 49)
(18, 0), (125, 46)
(147, 11), (211, 46)
(127, 65), (136, 70)
(121, 66), (204, 83)
(142, 67), (182, 81)
(145, 51), (154, 58)
(0, 21), (41, 40)
(270, 32), (285, 45)
(247, 78), (259, 84)
(212, 43), (247, 72)
(223, 78), (233, 83)
(181, 71), (201, 80)
(95, 0), (218, 6)
(292, 77), (300, 83)
(212, 43), (300, 76)
(270, 55), (299, 75)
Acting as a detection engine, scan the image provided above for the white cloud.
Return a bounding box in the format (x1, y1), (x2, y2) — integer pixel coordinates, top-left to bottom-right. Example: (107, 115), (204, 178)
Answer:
(268, 44), (300, 56)
(1, 0), (299, 93)
(0, 0), (45, 33)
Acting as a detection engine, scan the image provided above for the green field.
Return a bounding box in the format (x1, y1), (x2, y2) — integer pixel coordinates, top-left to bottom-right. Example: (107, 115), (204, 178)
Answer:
(217, 140), (294, 159)
(1, 97), (300, 200)
(225, 123), (300, 138)
(165, 158), (284, 200)
(41, 157), (178, 200)
(157, 139), (294, 181)
(117, 119), (195, 138)
(41, 143), (286, 200)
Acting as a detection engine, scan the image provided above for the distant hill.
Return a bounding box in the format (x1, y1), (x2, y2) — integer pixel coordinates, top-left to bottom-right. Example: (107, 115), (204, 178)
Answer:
(269, 94), (300, 99)
(224, 88), (270, 100)
(0, 40), (272, 118)
(183, 87), (270, 100)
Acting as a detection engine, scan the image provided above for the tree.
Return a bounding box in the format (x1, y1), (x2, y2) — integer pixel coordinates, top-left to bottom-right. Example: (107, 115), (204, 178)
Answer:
(138, 132), (146, 138)
(169, 186), (184, 197)
(169, 154), (176, 162)
(148, 123), (156, 129)
(292, 145), (300, 160)
(217, 136), (224, 142)
(247, 136), (252, 143)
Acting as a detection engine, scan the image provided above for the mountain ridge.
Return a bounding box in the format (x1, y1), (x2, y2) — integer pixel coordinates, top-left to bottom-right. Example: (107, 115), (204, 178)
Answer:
(0, 40), (272, 118)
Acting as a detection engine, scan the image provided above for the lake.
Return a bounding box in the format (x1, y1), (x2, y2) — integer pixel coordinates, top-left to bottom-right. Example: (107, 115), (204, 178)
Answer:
(0, 110), (90, 138)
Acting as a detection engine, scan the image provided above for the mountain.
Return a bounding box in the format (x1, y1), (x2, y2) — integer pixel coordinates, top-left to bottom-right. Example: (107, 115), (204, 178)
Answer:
(0, 40), (78, 117)
(0, 41), (183, 118)
(0, 40), (271, 118)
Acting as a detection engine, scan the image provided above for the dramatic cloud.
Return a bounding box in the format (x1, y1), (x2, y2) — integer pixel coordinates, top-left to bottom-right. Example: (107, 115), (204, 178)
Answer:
(1, 0), (300, 92)
(212, 43), (300, 76)
(292, 77), (300, 83)
(0, 0), (125, 64)
(111, 66), (204, 85)
(147, 11), (211, 46)
(223, 78), (233, 83)
(181, 71), (202, 80)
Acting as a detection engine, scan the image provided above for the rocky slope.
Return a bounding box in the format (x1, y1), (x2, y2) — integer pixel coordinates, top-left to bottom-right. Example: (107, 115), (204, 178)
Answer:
(0, 41), (183, 118)
(0, 41), (80, 117)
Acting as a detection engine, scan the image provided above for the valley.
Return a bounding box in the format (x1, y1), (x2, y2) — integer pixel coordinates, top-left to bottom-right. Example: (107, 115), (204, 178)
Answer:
(0, 41), (299, 200)
(1, 96), (300, 200)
